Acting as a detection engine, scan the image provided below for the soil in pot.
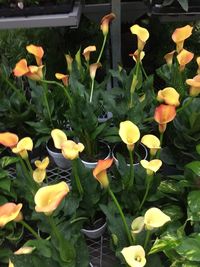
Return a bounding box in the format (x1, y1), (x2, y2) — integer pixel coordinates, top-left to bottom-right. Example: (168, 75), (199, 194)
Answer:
(113, 142), (148, 166)
(80, 141), (110, 163)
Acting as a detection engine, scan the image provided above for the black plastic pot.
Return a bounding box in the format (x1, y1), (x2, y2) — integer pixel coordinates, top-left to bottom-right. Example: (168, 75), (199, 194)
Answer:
(0, 0), (74, 18)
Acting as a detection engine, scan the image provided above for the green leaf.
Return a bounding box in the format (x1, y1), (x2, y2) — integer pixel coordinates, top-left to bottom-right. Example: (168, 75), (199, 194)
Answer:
(0, 156), (19, 168)
(149, 233), (180, 254)
(0, 178), (11, 192)
(196, 145), (200, 155)
(188, 191), (200, 221)
(176, 235), (200, 261)
(177, 0), (188, 11)
(162, 205), (184, 221)
(158, 180), (183, 195)
(24, 239), (52, 258)
(185, 161), (200, 176)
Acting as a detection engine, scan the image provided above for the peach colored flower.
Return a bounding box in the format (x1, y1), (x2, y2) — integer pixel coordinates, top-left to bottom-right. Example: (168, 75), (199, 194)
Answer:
(14, 246), (35, 255)
(164, 50), (175, 65)
(172, 25), (193, 53)
(93, 158), (113, 188)
(55, 73), (69, 86)
(26, 44), (44, 66)
(101, 13), (116, 36)
(34, 181), (69, 215)
(157, 87), (180, 107)
(0, 203), (22, 227)
(186, 74), (200, 96)
(0, 132), (19, 148)
(154, 104), (176, 133)
(82, 45), (96, 61)
(89, 62), (101, 80)
(177, 49), (194, 71)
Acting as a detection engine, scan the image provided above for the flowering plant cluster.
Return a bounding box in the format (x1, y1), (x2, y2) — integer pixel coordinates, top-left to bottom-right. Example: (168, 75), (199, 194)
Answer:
(0, 13), (200, 267)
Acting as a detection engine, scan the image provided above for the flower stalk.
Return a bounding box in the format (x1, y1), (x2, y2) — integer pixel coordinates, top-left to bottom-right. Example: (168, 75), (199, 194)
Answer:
(72, 159), (83, 195)
(19, 221), (41, 240)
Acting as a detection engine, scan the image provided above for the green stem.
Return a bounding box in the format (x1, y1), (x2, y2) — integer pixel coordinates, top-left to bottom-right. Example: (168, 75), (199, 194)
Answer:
(157, 132), (164, 159)
(143, 116), (154, 123)
(41, 80), (72, 107)
(72, 159), (83, 195)
(43, 86), (53, 127)
(96, 35), (107, 63)
(128, 149), (134, 188)
(48, 215), (61, 243)
(144, 230), (151, 250)
(139, 174), (153, 211)
(177, 97), (194, 113)
(108, 187), (133, 245)
(25, 157), (33, 175)
(141, 64), (148, 80)
(19, 221), (41, 240)
(89, 78), (95, 103)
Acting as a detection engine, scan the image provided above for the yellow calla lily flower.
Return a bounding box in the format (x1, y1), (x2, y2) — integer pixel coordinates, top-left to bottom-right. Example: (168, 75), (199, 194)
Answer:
(33, 157), (49, 184)
(164, 50), (175, 65)
(9, 259), (14, 267)
(100, 13), (116, 36)
(130, 24), (149, 51)
(55, 73), (69, 86)
(14, 246), (35, 255)
(196, 57), (200, 74)
(121, 245), (146, 267)
(157, 87), (180, 107)
(51, 129), (68, 150)
(65, 54), (73, 72)
(34, 181), (69, 215)
(119, 121), (140, 151)
(61, 140), (84, 160)
(26, 44), (44, 66)
(131, 216), (144, 234)
(186, 74), (200, 96)
(82, 45), (96, 61)
(177, 49), (194, 71)
(172, 25), (193, 53)
(89, 62), (101, 80)
(0, 132), (19, 148)
(0, 203), (22, 227)
(144, 207), (171, 230)
(140, 159), (162, 175)
(141, 134), (160, 156)
(93, 158), (113, 188)
(12, 137), (33, 159)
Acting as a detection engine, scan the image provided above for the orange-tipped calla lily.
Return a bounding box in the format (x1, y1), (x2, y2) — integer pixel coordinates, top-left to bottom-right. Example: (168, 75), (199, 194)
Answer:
(89, 62), (101, 80)
(141, 134), (161, 156)
(12, 137), (33, 159)
(121, 245), (146, 267)
(55, 73), (69, 86)
(186, 74), (200, 96)
(100, 13), (116, 36)
(26, 44), (44, 66)
(172, 25), (193, 53)
(0, 132), (19, 148)
(0, 203), (22, 227)
(33, 157), (49, 184)
(164, 50), (175, 65)
(13, 59), (29, 76)
(130, 24), (149, 51)
(13, 59), (44, 81)
(93, 158), (113, 188)
(157, 87), (180, 107)
(129, 50), (145, 63)
(61, 140), (84, 160)
(34, 181), (69, 215)
(119, 121), (140, 151)
(65, 54), (73, 72)
(154, 104), (176, 133)
(177, 49), (194, 71)
(140, 159), (162, 175)
(82, 45), (96, 61)
(14, 246), (35, 255)
(51, 129), (68, 149)
(144, 207), (171, 230)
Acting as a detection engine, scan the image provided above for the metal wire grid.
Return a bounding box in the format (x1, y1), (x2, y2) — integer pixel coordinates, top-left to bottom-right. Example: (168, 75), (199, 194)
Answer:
(7, 165), (116, 267)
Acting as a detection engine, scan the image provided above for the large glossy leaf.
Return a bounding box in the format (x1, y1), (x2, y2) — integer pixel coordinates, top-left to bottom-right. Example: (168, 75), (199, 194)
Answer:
(187, 191), (200, 222)
(185, 161), (200, 177)
(176, 235), (200, 261)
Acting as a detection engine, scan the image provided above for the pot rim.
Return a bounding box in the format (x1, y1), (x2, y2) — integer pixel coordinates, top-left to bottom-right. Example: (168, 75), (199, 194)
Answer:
(112, 142), (148, 166)
(82, 218), (107, 233)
